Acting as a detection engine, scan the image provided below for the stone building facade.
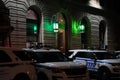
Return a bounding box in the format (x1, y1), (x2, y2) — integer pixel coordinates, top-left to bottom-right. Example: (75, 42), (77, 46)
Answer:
(0, 0), (117, 52)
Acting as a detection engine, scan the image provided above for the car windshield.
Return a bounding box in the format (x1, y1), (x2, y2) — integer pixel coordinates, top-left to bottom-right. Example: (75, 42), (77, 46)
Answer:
(66, 51), (74, 57)
(13, 50), (32, 61)
(94, 52), (115, 59)
(27, 51), (66, 63)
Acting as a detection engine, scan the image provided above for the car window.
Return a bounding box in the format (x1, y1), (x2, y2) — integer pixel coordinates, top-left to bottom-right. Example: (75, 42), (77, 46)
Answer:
(115, 52), (120, 59)
(49, 52), (66, 62)
(0, 50), (12, 63)
(22, 51), (44, 62)
(74, 52), (96, 59)
(86, 52), (96, 59)
(25, 51), (50, 63)
(36, 52), (49, 62)
(13, 50), (32, 61)
(116, 54), (120, 59)
(27, 51), (66, 63)
(74, 52), (87, 58)
(94, 52), (115, 59)
(67, 51), (74, 57)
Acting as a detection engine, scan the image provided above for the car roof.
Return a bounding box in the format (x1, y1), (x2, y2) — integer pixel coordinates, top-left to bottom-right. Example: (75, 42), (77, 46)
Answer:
(22, 48), (61, 52)
(115, 51), (120, 53)
(49, 49), (61, 52)
(69, 49), (107, 52)
(22, 48), (48, 52)
(91, 50), (107, 52)
(69, 49), (91, 52)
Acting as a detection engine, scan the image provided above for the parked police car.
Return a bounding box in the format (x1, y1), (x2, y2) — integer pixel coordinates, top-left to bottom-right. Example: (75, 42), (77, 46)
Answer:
(22, 48), (89, 80)
(68, 49), (120, 80)
(0, 47), (37, 80)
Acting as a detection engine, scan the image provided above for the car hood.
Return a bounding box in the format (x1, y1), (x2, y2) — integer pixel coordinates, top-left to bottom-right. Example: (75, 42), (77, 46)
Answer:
(35, 61), (86, 69)
(99, 59), (120, 64)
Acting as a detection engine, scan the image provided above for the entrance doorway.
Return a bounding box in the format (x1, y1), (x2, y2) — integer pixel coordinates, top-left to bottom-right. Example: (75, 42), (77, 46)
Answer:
(57, 29), (65, 52)
(54, 12), (66, 52)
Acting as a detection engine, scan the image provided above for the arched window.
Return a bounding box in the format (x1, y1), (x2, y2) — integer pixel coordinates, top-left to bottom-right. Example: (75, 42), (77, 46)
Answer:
(99, 20), (106, 49)
(26, 10), (38, 42)
(81, 17), (91, 48)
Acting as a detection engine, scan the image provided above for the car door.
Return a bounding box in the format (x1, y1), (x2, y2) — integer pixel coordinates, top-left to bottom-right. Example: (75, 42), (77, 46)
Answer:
(86, 52), (97, 71)
(0, 50), (12, 80)
(74, 51), (88, 65)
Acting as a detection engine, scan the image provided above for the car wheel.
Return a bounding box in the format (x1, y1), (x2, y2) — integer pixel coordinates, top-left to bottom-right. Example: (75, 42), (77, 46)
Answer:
(38, 72), (49, 80)
(13, 74), (30, 80)
(98, 68), (111, 80)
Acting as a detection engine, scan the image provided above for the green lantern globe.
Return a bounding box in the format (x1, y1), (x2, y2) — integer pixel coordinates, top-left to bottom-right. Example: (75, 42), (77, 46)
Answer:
(33, 24), (37, 34)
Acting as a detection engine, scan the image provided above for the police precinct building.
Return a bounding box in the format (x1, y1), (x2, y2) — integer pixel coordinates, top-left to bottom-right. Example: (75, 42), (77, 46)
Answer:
(0, 0), (120, 52)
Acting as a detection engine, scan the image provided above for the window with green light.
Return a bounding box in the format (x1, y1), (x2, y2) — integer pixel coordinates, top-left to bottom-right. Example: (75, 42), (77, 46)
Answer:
(27, 23), (38, 35)
(46, 13), (66, 33)
(26, 19), (38, 42)
(44, 20), (54, 32)
(72, 20), (85, 34)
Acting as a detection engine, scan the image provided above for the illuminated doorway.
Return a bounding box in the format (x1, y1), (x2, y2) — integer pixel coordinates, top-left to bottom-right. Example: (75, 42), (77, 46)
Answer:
(53, 13), (66, 52)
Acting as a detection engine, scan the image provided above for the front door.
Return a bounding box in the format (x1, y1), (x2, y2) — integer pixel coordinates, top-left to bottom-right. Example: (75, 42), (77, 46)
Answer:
(57, 29), (65, 52)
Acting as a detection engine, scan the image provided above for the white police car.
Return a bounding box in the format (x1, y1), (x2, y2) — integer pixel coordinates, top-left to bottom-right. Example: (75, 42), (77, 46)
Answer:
(23, 48), (90, 80)
(0, 47), (37, 80)
(68, 49), (120, 80)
